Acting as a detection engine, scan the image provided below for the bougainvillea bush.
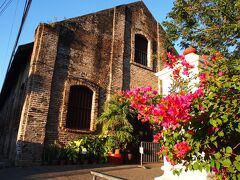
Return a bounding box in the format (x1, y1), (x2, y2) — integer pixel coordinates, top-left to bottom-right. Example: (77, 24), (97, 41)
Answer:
(118, 52), (240, 179)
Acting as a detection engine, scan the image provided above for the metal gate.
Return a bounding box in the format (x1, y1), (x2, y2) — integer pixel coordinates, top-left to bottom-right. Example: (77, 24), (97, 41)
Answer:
(140, 141), (161, 163)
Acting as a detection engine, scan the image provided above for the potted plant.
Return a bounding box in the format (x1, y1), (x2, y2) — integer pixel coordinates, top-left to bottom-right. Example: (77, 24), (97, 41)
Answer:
(124, 136), (139, 163)
(104, 135), (118, 154)
(97, 95), (135, 164)
(98, 95), (134, 145)
(59, 148), (67, 165)
(42, 143), (61, 165)
(66, 135), (108, 164)
(65, 140), (83, 164)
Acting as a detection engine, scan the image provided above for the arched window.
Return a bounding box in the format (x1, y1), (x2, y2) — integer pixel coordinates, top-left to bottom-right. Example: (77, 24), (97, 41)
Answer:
(135, 34), (148, 66)
(66, 86), (93, 130)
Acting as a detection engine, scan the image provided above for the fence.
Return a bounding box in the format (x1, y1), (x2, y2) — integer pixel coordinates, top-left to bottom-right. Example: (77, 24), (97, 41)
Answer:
(140, 141), (161, 165)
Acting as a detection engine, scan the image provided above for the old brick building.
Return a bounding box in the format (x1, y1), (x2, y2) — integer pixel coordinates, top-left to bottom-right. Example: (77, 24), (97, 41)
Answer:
(0, 1), (173, 165)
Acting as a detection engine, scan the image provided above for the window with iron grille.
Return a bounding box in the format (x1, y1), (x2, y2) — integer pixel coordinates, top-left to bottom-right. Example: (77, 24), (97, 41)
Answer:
(66, 85), (93, 130)
(135, 34), (148, 66)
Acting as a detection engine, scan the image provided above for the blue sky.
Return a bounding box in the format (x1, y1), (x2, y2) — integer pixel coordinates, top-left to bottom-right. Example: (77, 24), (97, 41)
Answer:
(0, 0), (178, 90)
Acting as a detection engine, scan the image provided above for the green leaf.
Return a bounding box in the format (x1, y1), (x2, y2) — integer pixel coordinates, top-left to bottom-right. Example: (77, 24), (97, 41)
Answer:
(173, 133), (178, 138)
(236, 155), (240, 161)
(173, 169), (181, 176)
(216, 118), (222, 125)
(226, 146), (232, 154)
(216, 161), (220, 170)
(210, 136), (217, 142)
(221, 115), (228, 122)
(198, 163), (203, 172)
(227, 167), (235, 173)
(188, 164), (193, 171)
(222, 159), (232, 167)
(213, 141), (218, 147)
(237, 174), (240, 180)
(210, 119), (217, 127)
(193, 162), (199, 170)
(210, 159), (215, 167)
(219, 106), (224, 112)
(214, 152), (221, 159)
(218, 131), (224, 137)
(234, 161), (240, 171)
(232, 175), (237, 180)
(206, 165), (210, 172)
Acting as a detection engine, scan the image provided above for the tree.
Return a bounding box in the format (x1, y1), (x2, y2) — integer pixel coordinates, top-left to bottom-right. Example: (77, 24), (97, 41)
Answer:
(163, 0), (240, 58)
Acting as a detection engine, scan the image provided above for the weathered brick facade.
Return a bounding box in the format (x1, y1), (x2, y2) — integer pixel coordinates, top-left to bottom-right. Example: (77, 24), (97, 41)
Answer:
(0, 1), (173, 165)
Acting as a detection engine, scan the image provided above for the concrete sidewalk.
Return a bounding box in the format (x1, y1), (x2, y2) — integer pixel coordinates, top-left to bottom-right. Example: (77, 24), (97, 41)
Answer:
(0, 163), (163, 180)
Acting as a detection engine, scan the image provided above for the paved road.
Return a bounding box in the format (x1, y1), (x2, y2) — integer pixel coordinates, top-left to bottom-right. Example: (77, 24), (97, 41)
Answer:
(0, 163), (163, 180)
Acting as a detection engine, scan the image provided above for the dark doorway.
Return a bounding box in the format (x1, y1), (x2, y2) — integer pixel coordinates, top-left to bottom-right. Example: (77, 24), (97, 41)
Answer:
(128, 117), (153, 163)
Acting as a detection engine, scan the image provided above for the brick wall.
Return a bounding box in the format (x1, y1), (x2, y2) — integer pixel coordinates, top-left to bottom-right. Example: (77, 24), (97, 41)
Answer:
(15, 24), (60, 165)
(44, 8), (115, 145)
(128, 2), (162, 90)
(0, 44), (32, 163)
(0, 1), (172, 165)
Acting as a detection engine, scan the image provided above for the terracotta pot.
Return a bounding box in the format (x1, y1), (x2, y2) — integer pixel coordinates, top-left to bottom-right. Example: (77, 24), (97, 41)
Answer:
(183, 47), (197, 55)
(51, 160), (59, 165)
(59, 160), (66, 166)
(108, 152), (123, 164)
(127, 153), (133, 161)
(108, 150), (114, 155)
(115, 149), (120, 155)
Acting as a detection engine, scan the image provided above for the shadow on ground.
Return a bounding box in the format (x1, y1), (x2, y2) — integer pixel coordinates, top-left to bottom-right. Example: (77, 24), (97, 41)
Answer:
(0, 163), (163, 180)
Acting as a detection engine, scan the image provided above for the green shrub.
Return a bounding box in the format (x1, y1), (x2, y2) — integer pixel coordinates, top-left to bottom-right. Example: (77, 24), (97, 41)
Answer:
(98, 94), (134, 150)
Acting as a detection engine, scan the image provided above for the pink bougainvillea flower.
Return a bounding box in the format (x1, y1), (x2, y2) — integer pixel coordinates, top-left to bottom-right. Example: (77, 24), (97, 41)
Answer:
(172, 123), (180, 130)
(140, 96), (148, 104)
(207, 127), (220, 135)
(153, 90), (158, 95)
(211, 55), (217, 62)
(204, 59), (210, 66)
(152, 105), (165, 117)
(173, 69), (180, 80)
(218, 71), (224, 76)
(199, 73), (207, 81)
(167, 107), (176, 116)
(181, 59), (194, 69)
(153, 133), (162, 142)
(174, 141), (191, 159)
(166, 52), (178, 68)
(193, 88), (204, 98)
(130, 103), (137, 108)
(113, 49), (233, 179)
(182, 68), (190, 76)
(181, 59), (188, 66)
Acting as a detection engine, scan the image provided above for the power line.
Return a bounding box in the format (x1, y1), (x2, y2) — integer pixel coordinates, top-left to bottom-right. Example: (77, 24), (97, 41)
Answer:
(1, 0), (32, 93)
(0, 0), (13, 16)
(7, 0), (32, 72)
(0, 0), (7, 10)
(4, 0), (20, 58)
(0, 0), (32, 93)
